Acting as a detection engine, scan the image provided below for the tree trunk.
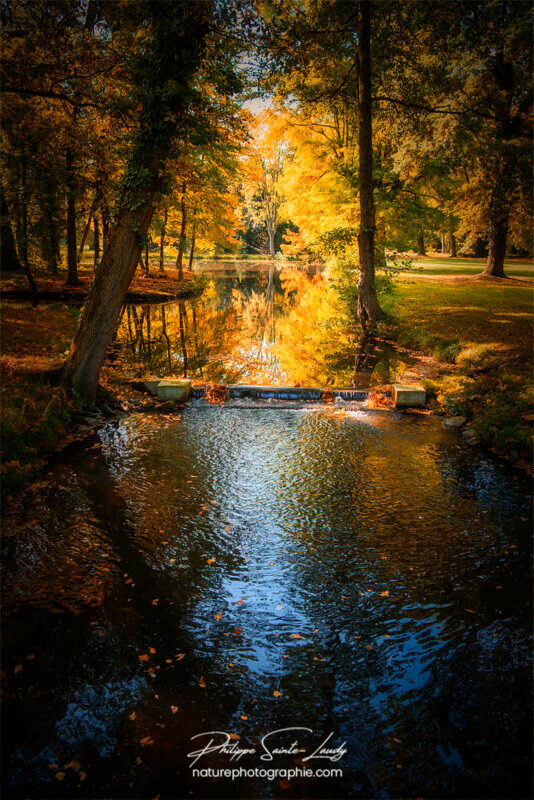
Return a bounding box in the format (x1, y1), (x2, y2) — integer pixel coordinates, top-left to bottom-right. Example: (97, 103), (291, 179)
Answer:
(61, 1), (211, 403)
(356, 0), (383, 332)
(441, 233), (448, 254)
(416, 233), (426, 256)
(267, 223), (275, 258)
(178, 300), (188, 376)
(1, 182), (22, 271)
(77, 206), (94, 264)
(93, 212), (100, 270)
(144, 237), (150, 277)
(65, 146), (79, 286)
(176, 183), (187, 281)
(20, 153), (39, 307)
(159, 206), (167, 272)
(188, 221), (196, 270)
(449, 232), (457, 258)
(483, 191), (508, 277)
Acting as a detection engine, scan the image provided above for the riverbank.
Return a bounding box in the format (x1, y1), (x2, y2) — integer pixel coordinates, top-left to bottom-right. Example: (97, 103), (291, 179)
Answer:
(384, 276), (533, 466)
(0, 265), (202, 498)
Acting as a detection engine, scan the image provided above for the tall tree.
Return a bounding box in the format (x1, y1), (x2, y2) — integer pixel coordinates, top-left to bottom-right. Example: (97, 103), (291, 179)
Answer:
(356, 0), (383, 330)
(61, 1), (212, 402)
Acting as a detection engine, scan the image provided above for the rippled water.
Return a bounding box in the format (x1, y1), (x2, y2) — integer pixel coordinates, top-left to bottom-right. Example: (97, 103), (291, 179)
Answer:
(2, 407), (532, 798)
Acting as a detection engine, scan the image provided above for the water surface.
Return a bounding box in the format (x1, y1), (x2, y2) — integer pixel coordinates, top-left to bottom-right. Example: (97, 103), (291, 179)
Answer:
(2, 407), (532, 798)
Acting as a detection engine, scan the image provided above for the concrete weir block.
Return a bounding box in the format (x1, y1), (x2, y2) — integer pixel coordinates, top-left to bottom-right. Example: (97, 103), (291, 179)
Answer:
(393, 383), (426, 408)
(157, 379), (192, 402)
(144, 380), (162, 396)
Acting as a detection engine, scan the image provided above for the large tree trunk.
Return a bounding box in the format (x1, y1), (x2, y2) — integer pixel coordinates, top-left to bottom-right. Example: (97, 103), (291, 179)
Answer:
(483, 190), (508, 277)
(61, 2), (211, 403)
(356, 0), (383, 332)
(62, 205), (153, 400)
(449, 232), (457, 257)
(416, 233), (426, 256)
(1, 182), (22, 271)
(176, 183), (187, 281)
(441, 233), (448, 254)
(65, 145), (79, 286)
(159, 205), (167, 272)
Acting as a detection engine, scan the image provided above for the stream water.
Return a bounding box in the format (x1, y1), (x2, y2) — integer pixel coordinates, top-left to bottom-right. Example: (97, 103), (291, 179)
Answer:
(2, 405), (532, 799)
(115, 261), (414, 388)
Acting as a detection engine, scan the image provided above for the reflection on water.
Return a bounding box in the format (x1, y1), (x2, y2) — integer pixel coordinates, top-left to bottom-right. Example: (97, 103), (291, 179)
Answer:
(114, 261), (411, 387)
(2, 409), (532, 798)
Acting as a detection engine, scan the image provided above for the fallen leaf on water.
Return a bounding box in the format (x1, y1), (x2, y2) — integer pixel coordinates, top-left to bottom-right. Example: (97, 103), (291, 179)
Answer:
(55, 772), (66, 782)
(240, 715), (248, 720)
(64, 761), (80, 771)
(165, 659), (172, 664)
(233, 627), (244, 636)
(149, 647), (156, 654)
(139, 655), (149, 662)
(151, 599), (159, 606)
(380, 591), (389, 597)
(276, 604), (283, 609)
(273, 690), (283, 697)
(290, 634), (302, 639)
(140, 736), (153, 746)
(14, 665), (23, 674)
(198, 676), (206, 688)
(79, 771), (87, 781)
(213, 612), (223, 621)
(229, 662), (234, 667)
(365, 644), (374, 651)
(313, 657), (326, 662)
(129, 712), (137, 720)
(465, 609), (478, 614)
(170, 705), (179, 714)
(229, 733), (240, 740)
(175, 653), (185, 660)
(27, 654), (35, 661)
(206, 558), (215, 565)
(236, 597), (245, 605)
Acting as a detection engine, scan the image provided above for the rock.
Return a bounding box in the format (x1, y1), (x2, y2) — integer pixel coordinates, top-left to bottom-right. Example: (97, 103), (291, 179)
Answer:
(443, 416), (467, 430)
(392, 384), (426, 408)
(100, 403), (115, 417)
(334, 396), (347, 405)
(155, 400), (178, 414)
(462, 428), (480, 445)
(157, 379), (192, 402)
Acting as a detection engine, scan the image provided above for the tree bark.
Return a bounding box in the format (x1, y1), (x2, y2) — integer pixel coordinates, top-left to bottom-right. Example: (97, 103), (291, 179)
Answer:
(188, 221), (196, 270)
(65, 145), (79, 286)
(356, 0), (383, 332)
(176, 183), (187, 281)
(267, 222), (275, 258)
(416, 233), (426, 256)
(441, 233), (448, 254)
(61, 2), (211, 403)
(1, 182), (22, 271)
(93, 212), (100, 270)
(20, 154), (39, 306)
(159, 205), (167, 272)
(449, 232), (457, 258)
(483, 190), (508, 277)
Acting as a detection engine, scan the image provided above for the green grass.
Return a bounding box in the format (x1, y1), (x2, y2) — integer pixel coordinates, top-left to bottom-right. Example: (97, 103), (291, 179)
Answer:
(404, 254), (534, 277)
(383, 279), (534, 457)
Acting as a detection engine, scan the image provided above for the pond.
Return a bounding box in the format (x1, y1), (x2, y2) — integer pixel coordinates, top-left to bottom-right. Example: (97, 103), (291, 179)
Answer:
(114, 261), (413, 388)
(2, 406), (532, 798)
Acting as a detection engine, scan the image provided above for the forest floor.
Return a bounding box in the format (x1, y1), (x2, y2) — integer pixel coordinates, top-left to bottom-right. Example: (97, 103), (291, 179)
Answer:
(1, 259), (532, 499)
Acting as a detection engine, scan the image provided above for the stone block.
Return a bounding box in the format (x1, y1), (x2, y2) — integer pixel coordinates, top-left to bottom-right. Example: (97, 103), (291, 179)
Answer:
(144, 380), (161, 396)
(393, 383), (426, 408)
(443, 416), (467, 430)
(157, 379), (192, 402)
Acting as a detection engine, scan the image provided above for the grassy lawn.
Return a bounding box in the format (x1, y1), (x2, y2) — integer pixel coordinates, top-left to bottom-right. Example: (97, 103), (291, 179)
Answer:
(405, 253), (534, 277)
(384, 277), (534, 459)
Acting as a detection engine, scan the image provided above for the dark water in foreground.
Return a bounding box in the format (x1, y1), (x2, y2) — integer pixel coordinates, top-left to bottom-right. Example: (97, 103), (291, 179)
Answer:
(2, 407), (532, 799)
